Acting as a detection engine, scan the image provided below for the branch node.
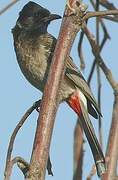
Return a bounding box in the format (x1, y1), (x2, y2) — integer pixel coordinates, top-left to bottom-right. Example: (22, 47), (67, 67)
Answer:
(66, 0), (88, 17)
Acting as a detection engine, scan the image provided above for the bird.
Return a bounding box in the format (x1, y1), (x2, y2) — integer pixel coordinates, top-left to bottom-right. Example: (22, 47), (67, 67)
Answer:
(12, 1), (105, 176)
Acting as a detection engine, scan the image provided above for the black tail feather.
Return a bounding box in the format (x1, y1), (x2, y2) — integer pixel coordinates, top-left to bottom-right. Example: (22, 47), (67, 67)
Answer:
(79, 99), (106, 176)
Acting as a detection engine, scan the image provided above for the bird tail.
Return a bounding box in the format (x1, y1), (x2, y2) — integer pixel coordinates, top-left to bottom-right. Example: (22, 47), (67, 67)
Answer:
(67, 90), (106, 176)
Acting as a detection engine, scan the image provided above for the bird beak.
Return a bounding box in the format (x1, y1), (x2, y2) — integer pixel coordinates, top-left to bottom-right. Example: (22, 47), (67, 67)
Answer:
(49, 14), (62, 21)
(43, 14), (61, 22)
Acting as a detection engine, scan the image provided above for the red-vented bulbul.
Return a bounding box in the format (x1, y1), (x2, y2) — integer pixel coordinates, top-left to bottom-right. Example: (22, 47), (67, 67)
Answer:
(12, 1), (106, 176)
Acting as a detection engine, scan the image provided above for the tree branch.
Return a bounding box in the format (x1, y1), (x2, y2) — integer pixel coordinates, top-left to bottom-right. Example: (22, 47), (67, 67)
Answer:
(83, 23), (118, 180)
(99, 0), (118, 11)
(73, 120), (84, 180)
(101, 94), (118, 180)
(27, 1), (87, 180)
(103, 15), (118, 22)
(84, 10), (118, 21)
(4, 101), (41, 180)
(83, 24), (118, 91)
(87, 32), (109, 85)
(0, 0), (20, 16)
(78, 30), (85, 70)
(95, 1), (103, 148)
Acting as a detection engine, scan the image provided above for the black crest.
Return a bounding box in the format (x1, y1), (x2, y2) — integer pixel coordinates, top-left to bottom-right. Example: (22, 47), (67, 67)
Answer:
(18, 1), (50, 21)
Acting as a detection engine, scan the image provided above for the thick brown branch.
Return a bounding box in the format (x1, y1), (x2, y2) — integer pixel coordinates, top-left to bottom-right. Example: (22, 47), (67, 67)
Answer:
(27, 1), (86, 180)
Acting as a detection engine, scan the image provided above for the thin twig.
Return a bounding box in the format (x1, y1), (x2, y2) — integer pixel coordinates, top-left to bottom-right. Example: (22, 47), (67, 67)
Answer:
(83, 23), (118, 91)
(87, 34), (107, 84)
(90, 0), (118, 27)
(83, 23), (118, 179)
(87, 18), (110, 84)
(103, 15), (118, 23)
(89, 0), (111, 39)
(78, 30), (85, 70)
(100, 20), (111, 39)
(87, 0), (110, 85)
(0, 0), (20, 16)
(95, 0), (103, 148)
(87, 2), (103, 178)
(97, 69), (102, 147)
(87, 164), (96, 180)
(99, 0), (118, 11)
(4, 100), (41, 180)
(101, 94), (118, 179)
(99, 0), (118, 22)
(84, 10), (118, 21)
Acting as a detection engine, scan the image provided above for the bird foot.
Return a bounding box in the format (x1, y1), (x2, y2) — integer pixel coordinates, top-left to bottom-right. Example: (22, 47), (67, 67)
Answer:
(34, 99), (41, 112)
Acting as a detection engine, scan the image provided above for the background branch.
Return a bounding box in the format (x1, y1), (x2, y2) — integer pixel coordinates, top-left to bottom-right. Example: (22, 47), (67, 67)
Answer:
(4, 101), (41, 180)
(83, 24), (118, 90)
(78, 30), (85, 70)
(102, 94), (118, 179)
(99, 0), (118, 11)
(0, 0), (20, 16)
(95, 0), (103, 148)
(84, 9), (118, 20)
(83, 23), (118, 180)
(73, 120), (84, 180)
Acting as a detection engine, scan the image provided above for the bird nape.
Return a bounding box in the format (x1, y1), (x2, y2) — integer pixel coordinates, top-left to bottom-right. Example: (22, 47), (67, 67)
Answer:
(12, 1), (106, 176)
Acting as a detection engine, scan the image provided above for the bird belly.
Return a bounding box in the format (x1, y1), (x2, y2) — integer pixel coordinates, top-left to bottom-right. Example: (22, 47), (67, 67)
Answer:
(58, 77), (75, 101)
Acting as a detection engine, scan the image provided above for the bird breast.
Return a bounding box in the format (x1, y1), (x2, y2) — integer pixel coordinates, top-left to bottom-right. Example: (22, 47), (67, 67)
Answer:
(14, 34), (51, 92)
(14, 32), (75, 101)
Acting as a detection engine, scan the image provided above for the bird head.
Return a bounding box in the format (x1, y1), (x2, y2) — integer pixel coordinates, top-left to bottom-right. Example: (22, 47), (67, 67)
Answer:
(15, 1), (61, 32)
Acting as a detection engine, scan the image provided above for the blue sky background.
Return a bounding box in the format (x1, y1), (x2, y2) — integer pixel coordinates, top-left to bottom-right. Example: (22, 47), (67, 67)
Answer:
(0, 0), (118, 179)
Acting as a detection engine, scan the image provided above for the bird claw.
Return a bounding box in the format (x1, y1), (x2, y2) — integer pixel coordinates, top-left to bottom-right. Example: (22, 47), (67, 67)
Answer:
(34, 99), (41, 112)
(36, 107), (40, 112)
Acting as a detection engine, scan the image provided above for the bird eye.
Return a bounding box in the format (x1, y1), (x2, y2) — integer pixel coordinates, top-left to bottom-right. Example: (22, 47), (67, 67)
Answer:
(33, 11), (50, 19)
(34, 12), (40, 17)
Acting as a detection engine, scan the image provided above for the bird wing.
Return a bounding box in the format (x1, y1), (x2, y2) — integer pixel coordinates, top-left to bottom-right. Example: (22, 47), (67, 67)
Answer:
(46, 33), (101, 117)
(65, 56), (101, 116)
